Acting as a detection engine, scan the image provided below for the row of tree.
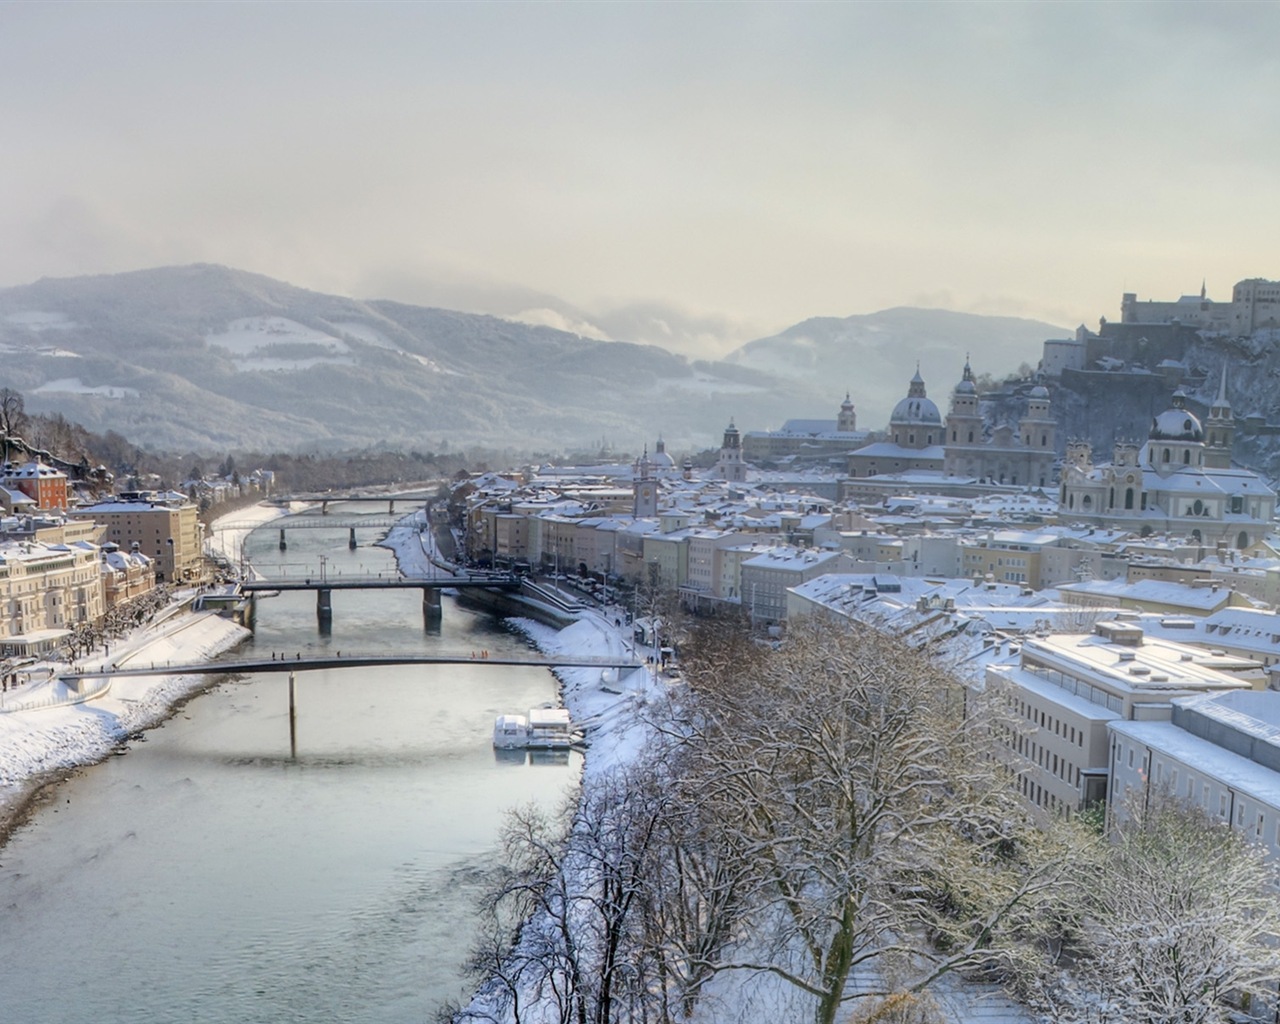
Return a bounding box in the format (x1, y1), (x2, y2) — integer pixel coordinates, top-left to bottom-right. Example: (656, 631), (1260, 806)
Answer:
(58, 585), (174, 663)
(455, 618), (1280, 1024)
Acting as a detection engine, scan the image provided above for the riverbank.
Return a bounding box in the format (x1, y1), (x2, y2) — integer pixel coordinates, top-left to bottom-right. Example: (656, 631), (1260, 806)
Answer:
(0, 502), (295, 842)
(376, 508), (672, 1020)
(0, 609), (252, 841)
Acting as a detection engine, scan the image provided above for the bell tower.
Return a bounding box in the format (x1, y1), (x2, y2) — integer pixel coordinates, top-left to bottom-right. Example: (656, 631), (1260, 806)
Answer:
(1204, 367), (1234, 469)
(717, 420), (746, 483)
(633, 446), (658, 517)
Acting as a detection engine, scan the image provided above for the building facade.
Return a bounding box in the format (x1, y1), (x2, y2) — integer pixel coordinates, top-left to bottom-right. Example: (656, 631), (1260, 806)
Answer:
(1058, 384), (1275, 549)
(942, 361), (1056, 488)
(69, 498), (204, 583)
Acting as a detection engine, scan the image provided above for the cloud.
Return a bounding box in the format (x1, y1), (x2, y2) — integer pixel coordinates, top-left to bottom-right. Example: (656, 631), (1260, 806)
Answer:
(505, 308), (611, 341)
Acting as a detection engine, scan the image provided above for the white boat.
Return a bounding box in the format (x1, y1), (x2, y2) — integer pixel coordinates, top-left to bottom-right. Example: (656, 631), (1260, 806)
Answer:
(492, 707), (580, 749)
(493, 713), (529, 749)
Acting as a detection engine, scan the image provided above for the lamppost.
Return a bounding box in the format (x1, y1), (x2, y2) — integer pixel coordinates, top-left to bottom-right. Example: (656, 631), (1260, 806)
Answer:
(319, 554), (328, 583)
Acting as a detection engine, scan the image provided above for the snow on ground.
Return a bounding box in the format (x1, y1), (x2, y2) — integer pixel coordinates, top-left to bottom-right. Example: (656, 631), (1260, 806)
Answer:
(204, 316), (351, 356)
(206, 500), (291, 572)
(0, 609), (250, 823)
(0, 502), (300, 831)
(377, 508), (449, 576)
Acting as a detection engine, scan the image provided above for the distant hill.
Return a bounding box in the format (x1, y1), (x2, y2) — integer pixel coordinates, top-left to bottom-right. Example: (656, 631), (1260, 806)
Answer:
(0, 265), (1065, 455)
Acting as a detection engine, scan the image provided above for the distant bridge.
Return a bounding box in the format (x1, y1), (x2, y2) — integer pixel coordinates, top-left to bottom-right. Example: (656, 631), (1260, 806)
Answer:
(62, 652), (644, 682)
(214, 514), (403, 533)
(238, 571), (522, 623)
(240, 572), (519, 593)
(268, 489), (436, 506)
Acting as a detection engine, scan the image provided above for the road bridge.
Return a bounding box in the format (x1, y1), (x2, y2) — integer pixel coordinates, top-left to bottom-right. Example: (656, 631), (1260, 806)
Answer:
(266, 490), (435, 515)
(239, 572), (521, 625)
(211, 513), (407, 553)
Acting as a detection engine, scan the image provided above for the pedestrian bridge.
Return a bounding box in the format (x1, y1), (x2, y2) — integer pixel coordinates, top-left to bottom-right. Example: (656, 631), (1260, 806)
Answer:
(61, 651), (645, 682)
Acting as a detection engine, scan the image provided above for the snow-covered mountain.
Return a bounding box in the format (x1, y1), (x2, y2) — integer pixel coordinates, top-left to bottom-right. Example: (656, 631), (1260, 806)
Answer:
(0, 265), (1063, 454)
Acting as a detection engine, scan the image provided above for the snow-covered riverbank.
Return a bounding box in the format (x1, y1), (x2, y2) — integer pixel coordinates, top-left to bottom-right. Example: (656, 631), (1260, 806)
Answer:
(0, 502), (297, 836)
(0, 609), (251, 833)
(376, 509), (674, 1021)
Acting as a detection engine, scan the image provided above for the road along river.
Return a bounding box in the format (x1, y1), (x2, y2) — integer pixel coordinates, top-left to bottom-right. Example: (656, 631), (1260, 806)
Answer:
(0, 512), (580, 1023)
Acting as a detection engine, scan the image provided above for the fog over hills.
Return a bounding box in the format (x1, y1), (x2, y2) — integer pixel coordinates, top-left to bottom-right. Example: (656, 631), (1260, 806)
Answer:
(0, 265), (1065, 455)
(727, 306), (1070, 400)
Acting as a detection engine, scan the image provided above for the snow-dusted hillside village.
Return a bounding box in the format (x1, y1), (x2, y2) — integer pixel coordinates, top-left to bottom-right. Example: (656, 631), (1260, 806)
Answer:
(5, 277), (1280, 1022)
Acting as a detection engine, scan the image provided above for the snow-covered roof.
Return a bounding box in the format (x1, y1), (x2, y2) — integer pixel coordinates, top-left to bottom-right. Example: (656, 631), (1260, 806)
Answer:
(851, 441), (946, 460)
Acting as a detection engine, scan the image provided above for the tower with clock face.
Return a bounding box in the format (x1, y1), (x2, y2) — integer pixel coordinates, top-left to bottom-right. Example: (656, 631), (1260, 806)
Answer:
(633, 446), (658, 517)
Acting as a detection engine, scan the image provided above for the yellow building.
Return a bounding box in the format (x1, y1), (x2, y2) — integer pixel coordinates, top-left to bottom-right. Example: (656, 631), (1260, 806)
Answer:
(69, 498), (203, 583)
(0, 540), (105, 655)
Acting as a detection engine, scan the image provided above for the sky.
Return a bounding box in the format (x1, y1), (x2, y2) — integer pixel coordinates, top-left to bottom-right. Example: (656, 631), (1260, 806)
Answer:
(3, 1), (1279, 356)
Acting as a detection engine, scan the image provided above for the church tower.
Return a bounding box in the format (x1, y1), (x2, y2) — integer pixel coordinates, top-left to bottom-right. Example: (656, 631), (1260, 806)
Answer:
(1204, 367), (1235, 470)
(1020, 385), (1053, 450)
(837, 393), (857, 433)
(943, 357), (983, 477)
(633, 446), (658, 517)
(946, 357), (982, 447)
(717, 419), (747, 483)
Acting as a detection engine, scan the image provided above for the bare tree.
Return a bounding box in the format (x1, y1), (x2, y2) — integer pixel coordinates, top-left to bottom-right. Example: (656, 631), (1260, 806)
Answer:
(0, 386), (26, 437)
(676, 618), (1078, 1024)
(461, 765), (680, 1024)
(1025, 795), (1280, 1024)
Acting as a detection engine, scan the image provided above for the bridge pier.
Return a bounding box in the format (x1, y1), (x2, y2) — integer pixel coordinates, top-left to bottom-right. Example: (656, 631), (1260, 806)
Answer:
(321, 500), (329, 515)
(349, 527), (357, 550)
(288, 670), (298, 759)
(422, 586), (442, 626)
(317, 587), (333, 624)
(388, 500), (395, 514)
(279, 528), (287, 551)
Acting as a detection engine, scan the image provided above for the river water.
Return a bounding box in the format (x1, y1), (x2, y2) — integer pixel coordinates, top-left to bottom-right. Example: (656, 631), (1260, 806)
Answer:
(0, 510), (579, 1023)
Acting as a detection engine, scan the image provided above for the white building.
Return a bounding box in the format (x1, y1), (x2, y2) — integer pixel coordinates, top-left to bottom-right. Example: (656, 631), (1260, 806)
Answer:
(1058, 383), (1275, 549)
(983, 621), (1255, 819)
(1109, 690), (1280, 859)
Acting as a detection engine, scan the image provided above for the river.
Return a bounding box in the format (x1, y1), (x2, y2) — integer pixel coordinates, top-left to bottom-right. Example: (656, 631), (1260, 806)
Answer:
(0, 509), (580, 1023)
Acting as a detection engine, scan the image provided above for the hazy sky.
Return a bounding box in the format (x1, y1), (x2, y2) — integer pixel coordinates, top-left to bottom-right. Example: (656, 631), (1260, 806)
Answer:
(3, 1), (1278, 353)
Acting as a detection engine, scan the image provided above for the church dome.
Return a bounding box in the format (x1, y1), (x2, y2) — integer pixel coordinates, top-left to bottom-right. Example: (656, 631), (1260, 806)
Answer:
(891, 369), (943, 426)
(1149, 389), (1204, 442)
(953, 357), (977, 395)
(890, 395), (942, 426)
(1029, 384), (1049, 399)
(651, 437), (675, 469)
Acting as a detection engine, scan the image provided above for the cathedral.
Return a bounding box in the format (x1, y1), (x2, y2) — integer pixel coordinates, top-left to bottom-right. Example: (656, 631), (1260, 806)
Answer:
(846, 360), (1057, 489)
(845, 368), (945, 478)
(942, 359), (1056, 488)
(1058, 373), (1275, 549)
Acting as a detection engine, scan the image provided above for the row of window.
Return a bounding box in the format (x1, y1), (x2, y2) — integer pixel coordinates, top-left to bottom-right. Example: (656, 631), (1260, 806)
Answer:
(1116, 740), (1280, 849)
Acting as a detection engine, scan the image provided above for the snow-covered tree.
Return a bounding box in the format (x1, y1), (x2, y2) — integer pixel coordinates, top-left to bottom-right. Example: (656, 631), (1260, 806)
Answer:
(1027, 796), (1280, 1024)
(676, 618), (1078, 1024)
(462, 765), (679, 1024)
